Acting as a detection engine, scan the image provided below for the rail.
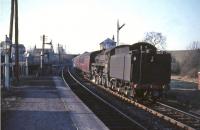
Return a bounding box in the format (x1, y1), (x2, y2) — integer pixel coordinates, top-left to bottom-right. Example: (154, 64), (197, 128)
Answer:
(62, 67), (147, 130)
(71, 70), (200, 130)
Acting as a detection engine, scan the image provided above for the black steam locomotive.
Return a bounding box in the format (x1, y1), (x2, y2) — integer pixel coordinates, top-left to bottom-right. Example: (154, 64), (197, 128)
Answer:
(73, 42), (171, 99)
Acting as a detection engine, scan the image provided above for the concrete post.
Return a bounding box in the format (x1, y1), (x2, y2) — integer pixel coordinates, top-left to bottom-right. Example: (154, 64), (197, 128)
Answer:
(5, 52), (10, 90)
(40, 51), (43, 69)
(25, 56), (28, 76)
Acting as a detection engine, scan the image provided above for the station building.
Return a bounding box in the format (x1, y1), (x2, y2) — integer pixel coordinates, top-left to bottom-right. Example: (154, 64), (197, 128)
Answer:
(99, 38), (116, 50)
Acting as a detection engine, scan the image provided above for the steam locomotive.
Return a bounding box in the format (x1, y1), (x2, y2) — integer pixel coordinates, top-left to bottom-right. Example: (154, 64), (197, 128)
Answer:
(73, 42), (171, 99)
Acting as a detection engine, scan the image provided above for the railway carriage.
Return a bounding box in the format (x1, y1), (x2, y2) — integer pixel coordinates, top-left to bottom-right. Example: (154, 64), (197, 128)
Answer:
(73, 50), (102, 78)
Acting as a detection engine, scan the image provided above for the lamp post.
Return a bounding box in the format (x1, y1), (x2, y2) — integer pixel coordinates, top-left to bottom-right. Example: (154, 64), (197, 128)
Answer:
(3, 35), (11, 90)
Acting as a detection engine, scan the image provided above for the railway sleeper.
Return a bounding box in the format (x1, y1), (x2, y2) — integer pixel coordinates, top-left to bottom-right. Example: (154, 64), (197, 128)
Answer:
(185, 121), (200, 126)
(192, 123), (200, 127)
(155, 108), (169, 112)
(171, 114), (186, 118)
(178, 117), (193, 121)
(72, 70), (199, 130)
(153, 106), (169, 111)
(177, 117), (194, 123)
(166, 113), (181, 117)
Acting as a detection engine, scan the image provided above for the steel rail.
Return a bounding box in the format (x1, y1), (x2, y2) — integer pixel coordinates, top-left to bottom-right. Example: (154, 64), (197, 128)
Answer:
(74, 71), (199, 130)
(65, 68), (147, 130)
(157, 101), (200, 120)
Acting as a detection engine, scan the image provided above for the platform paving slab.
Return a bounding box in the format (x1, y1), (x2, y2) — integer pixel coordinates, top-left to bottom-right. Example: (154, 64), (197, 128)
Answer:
(2, 76), (108, 130)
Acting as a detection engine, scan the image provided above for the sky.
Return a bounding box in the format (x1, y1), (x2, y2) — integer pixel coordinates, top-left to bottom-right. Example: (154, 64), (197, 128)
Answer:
(0, 0), (200, 54)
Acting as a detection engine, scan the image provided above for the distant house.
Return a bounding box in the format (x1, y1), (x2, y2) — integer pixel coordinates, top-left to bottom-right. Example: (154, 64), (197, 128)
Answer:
(99, 38), (116, 50)
(28, 48), (55, 65)
(0, 43), (26, 63)
(0, 42), (27, 77)
(11, 44), (26, 63)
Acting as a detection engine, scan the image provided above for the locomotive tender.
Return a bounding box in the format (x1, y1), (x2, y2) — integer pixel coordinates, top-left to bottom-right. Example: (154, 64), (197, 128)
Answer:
(73, 42), (171, 99)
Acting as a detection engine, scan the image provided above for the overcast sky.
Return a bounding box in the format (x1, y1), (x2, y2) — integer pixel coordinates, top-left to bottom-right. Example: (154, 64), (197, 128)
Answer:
(1, 0), (200, 54)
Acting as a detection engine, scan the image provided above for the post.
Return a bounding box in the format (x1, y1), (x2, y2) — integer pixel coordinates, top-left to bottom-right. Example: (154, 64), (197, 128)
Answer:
(15, 0), (19, 81)
(58, 43), (60, 64)
(41, 35), (45, 70)
(40, 51), (43, 69)
(198, 72), (200, 90)
(117, 20), (119, 46)
(5, 52), (10, 90)
(9, 0), (14, 61)
(4, 35), (11, 90)
(25, 55), (28, 76)
(0, 46), (2, 88)
(117, 20), (125, 46)
(42, 35), (45, 55)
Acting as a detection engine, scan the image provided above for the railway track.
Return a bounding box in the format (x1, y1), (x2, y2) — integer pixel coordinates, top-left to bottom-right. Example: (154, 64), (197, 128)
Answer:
(69, 68), (200, 130)
(62, 67), (146, 130)
(151, 102), (200, 130)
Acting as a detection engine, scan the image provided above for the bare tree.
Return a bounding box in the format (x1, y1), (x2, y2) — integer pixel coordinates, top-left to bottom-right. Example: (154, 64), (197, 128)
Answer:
(143, 32), (166, 50)
(181, 41), (200, 77)
(187, 41), (200, 51)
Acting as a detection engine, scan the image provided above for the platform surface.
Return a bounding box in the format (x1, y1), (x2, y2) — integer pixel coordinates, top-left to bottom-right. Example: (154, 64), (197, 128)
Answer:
(2, 76), (108, 130)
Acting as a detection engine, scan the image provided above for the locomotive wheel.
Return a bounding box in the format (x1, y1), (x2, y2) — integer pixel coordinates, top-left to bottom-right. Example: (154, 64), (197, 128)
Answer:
(110, 81), (115, 90)
(106, 80), (110, 88)
(135, 89), (149, 100)
(102, 77), (105, 87)
(98, 77), (101, 85)
(135, 89), (144, 98)
(102, 77), (108, 87)
(95, 76), (98, 84)
(148, 89), (162, 101)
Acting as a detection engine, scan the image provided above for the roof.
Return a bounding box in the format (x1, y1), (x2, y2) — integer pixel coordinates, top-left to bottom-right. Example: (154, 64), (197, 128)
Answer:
(12, 44), (25, 48)
(100, 38), (116, 45)
(130, 42), (157, 52)
(32, 48), (53, 53)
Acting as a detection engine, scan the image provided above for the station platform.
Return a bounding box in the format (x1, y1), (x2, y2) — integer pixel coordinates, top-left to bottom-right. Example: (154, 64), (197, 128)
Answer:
(2, 76), (108, 130)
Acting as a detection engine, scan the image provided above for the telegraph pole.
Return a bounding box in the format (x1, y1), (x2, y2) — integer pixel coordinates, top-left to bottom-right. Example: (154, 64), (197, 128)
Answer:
(40, 34), (46, 70)
(117, 20), (125, 46)
(40, 35), (52, 69)
(9, 0), (14, 59)
(58, 44), (60, 64)
(15, 0), (19, 81)
(42, 35), (45, 55)
(7, 0), (20, 82)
